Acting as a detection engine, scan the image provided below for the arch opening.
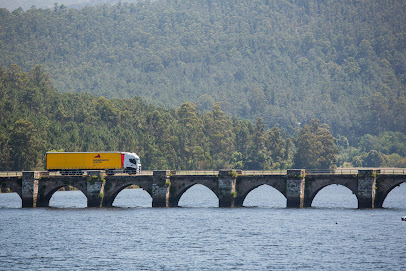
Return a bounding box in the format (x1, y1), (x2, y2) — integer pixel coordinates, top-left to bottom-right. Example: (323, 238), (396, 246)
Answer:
(112, 185), (152, 208)
(243, 184), (286, 208)
(178, 184), (218, 208)
(312, 184), (357, 208)
(49, 186), (87, 208)
(0, 191), (22, 208)
(382, 182), (406, 209)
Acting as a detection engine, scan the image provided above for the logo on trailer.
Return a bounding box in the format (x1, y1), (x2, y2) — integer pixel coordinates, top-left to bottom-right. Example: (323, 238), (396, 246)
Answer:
(93, 154), (109, 164)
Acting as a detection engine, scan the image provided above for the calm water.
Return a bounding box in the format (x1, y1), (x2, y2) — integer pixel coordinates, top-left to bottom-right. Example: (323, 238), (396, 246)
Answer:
(0, 184), (405, 270)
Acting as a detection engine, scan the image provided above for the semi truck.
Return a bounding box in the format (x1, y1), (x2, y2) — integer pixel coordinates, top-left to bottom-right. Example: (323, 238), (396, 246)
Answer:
(46, 152), (141, 175)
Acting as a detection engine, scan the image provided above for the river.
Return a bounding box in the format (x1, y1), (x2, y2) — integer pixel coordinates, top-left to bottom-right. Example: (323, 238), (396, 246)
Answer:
(0, 184), (405, 270)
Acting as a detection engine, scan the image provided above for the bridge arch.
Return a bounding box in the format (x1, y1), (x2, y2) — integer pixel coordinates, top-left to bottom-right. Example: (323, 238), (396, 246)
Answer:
(376, 178), (406, 208)
(305, 176), (358, 207)
(234, 176), (286, 207)
(310, 184), (358, 208)
(242, 184), (286, 207)
(106, 184), (153, 207)
(0, 178), (22, 200)
(174, 183), (219, 207)
(0, 192), (22, 208)
(42, 184), (87, 207)
(102, 176), (153, 207)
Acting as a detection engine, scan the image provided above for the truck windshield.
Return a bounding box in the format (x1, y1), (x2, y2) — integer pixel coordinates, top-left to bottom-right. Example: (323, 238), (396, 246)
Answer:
(129, 158), (137, 165)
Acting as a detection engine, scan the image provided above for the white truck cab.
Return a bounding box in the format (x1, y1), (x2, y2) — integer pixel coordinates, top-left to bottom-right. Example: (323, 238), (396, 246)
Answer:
(123, 152), (141, 172)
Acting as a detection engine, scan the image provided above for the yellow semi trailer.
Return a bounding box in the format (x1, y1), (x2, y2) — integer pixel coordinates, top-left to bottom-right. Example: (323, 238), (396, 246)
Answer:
(46, 152), (141, 175)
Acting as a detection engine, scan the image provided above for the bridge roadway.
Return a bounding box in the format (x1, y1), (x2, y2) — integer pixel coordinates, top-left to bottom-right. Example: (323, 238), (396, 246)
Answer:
(0, 169), (405, 208)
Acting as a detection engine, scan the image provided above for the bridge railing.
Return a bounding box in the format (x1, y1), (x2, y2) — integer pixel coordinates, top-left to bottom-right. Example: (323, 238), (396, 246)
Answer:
(306, 169), (359, 175)
(306, 168), (406, 175)
(169, 170), (219, 175)
(0, 169), (405, 178)
(0, 171), (22, 177)
(137, 170), (154, 175)
(167, 170), (288, 175)
(378, 168), (406, 174)
(240, 170), (287, 175)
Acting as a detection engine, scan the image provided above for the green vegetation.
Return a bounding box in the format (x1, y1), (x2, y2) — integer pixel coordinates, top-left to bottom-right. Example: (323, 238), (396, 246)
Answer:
(294, 120), (338, 169)
(229, 171), (238, 178)
(0, 65), (297, 170)
(0, 64), (404, 170)
(0, 0), (404, 140)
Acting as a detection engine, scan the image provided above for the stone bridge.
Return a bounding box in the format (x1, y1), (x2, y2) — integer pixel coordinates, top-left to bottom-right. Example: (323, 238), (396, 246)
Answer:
(0, 169), (405, 208)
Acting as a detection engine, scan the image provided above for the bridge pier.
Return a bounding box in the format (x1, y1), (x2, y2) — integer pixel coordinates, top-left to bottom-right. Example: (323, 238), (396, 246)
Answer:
(218, 170), (238, 207)
(357, 170), (378, 208)
(22, 171), (39, 208)
(286, 169), (305, 208)
(152, 170), (171, 207)
(86, 171), (105, 207)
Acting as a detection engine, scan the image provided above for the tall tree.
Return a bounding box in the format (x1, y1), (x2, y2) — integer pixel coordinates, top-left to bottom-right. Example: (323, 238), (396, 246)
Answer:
(9, 119), (45, 170)
(294, 119), (338, 169)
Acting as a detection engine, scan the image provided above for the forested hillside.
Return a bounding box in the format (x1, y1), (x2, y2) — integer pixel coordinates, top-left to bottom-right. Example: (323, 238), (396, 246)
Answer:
(1, 0), (405, 141)
(0, 65), (299, 170)
(1, 65), (405, 171)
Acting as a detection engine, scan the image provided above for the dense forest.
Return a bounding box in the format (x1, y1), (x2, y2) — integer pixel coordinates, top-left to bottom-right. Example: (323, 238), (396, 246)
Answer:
(0, 65), (296, 170)
(1, 0), (405, 138)
(0, 0), (405, 170)
(1, 65), (405, 171)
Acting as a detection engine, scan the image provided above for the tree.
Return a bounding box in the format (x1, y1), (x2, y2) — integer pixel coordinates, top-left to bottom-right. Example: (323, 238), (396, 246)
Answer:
(176, 102), (206, 169)
(364, 150), (385, 167)
(294, 119), (338, 169)
(245, 117), (271, 170)
(204, 103), (235, 169)
(9, 119), (45, 170)
(0, 133), (10, 170)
